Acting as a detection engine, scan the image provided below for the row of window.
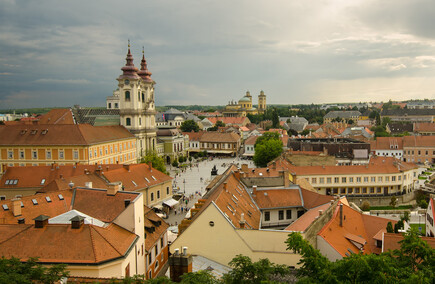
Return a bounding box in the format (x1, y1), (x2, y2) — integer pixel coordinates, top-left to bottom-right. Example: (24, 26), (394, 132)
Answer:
(310, 174), (413, 185)
(201, 143), (235, 149)
(264, 209), (292, 222)
(125, 90), (153, 102)
(150, 187), (170, 202)
(405, 150), (435, 156)
(89, 142), (134, 159)
(7, 150), (78, 160)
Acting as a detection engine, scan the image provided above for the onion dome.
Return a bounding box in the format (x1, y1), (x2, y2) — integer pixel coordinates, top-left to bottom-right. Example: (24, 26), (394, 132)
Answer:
(137, 47), (153, 82)
(259, 90), (266, 97)
(118, 40), (140, 80)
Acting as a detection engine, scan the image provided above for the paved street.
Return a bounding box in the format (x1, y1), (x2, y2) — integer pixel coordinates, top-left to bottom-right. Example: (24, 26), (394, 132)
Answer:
(164, 157), (254, 227)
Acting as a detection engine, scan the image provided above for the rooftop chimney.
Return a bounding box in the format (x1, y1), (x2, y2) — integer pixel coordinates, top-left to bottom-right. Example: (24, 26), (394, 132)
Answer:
(123, 164), (131, 172)
(339, 204), (343, 227)
(12, 198), (21, 217)
(70, 215), (85, 229)
(239, 213), (246, 229)
(169, 247), (193, 282)
(318, 210), (323, 216)
(252, 185), (257, 196)
(107, 182), (122, 196)
(223, 182), (227, 191)
(148, 162), (153, 171)
(95, 166), (102, 176)
(34, 215), (49, 228)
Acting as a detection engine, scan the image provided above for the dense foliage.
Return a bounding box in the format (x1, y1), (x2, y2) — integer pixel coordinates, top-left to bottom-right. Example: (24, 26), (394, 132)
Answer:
(140, 151), (167, 174)
(208, 120), (225, 131)
(253, 132), (283, 167)
(0, 257), (69, 284)
(180, 120), (200, 132)
(286, 230), (435, 283)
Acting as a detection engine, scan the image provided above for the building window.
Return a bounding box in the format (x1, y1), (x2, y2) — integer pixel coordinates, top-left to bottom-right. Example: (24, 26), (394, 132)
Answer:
(115, 103), (119, 108)
(357, 177), (361, 183)
(334, 177), (339, 183)
(386, 176), (390, 182)
(125, 91), (130, 101)
(32, 151), (37, 159)
(342, 177), (346, 183)
(148, 253), (152, 265)
(8, 151), (13, 159)
(139, 117), (142, 125)
(392, 176), (396, 182)
(311, 178), (317, 184)
(349, 177), (354, 183)
(327, 178), (332, 184)
(73, 150), (79, 159)
(355, 188), (360, 193)
(151, 193), (154, 201)
(167, 187), (169, 195)
(362, 187), (367, 193)
(59, 150), (64, 159)
(378, 177), (383, 182)
(126, 117), (131, 126)
(108, 103), (112, 109)
(286, 209), (292, 219)
(46, 151), (52, 159)
(319, 178), (325, 184)
(264, 211), (270, 221)
(364, 177), (369, 183)
(19, 150), (24, 159)
(157, 190), (160, 199)
(278, 210), (284, 220)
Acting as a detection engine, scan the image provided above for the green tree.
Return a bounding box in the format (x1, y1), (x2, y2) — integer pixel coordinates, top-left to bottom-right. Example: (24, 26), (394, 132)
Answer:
(180, 270), (219, 284)
(180, 120), (200, 132)
(390, 196), (398, 208)
(208, 120), (225, 131)
(253, 132), (283, 167)
(271, 108), (279, 128)
(387, 222), (394, 233)
(300, 129), (310, 136)
(222, 255), (291, 284)
(141, 151), (167, 174)
(0, 257), (69, 284)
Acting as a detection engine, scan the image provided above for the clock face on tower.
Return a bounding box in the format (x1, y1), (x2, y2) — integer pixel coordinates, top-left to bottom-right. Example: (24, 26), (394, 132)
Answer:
(125, 79), (130, 85)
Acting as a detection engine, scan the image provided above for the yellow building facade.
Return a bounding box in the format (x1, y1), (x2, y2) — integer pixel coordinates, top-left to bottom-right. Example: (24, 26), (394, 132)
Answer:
(222, 90), (267, 117)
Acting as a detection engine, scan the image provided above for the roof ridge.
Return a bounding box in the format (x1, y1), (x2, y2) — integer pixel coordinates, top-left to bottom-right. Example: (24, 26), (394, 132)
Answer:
(0, 225), (32, 245)
(91, 224), (124, 256)
(89, 225), (98, 262)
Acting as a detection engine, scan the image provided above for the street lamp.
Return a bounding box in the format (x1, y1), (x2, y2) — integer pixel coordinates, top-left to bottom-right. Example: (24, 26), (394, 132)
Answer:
(183, 179), (186, 195)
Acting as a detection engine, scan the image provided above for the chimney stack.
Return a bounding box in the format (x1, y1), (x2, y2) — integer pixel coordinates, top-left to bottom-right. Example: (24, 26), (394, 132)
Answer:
(12, 198), (21, 217)
(123, 164), (131, 172)
(148, 162), (153, 171)
(34, 215), (49, 228)
(223, 182), (227, 191)
(70, 215), (85, 229)
(95, 166), (102, 176)
(318, 210), (323, 216)
(107, 182), (122, 196)
(252, 185), (257, 196)
(239, 213), (246, 229)
(339, 204), (343, 227)
(169, 247), (193, 282)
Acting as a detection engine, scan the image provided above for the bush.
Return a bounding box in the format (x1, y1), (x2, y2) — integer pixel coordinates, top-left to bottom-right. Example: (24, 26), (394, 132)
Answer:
(361, 201), (370, 211)
(419, 200), (428, 209)
(172, 160), (179, 167)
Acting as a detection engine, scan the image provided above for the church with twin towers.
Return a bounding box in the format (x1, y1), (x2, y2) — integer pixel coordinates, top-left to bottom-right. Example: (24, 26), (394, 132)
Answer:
(106, 43), (157, 156)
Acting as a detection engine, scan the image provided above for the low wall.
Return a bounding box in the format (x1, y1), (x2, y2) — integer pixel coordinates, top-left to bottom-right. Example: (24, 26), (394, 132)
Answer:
(346, 191), (416, 207)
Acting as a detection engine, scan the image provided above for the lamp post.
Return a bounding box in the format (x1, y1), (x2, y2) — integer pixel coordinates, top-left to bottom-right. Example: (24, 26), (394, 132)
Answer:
(183, 179), (186, 195)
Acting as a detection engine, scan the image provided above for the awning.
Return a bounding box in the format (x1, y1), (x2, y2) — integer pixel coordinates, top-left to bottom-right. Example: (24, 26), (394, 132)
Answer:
(163, 198), (179, 208)
(152, 204), (163, 211)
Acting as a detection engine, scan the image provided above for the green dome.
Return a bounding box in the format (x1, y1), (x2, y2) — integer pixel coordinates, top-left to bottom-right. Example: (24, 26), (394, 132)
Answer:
(239, 96), (251, 102)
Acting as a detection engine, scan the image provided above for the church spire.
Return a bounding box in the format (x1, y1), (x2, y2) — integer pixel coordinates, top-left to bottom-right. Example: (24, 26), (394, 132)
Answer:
(119, 40), (139, 80)
(137, 46), (153, 82)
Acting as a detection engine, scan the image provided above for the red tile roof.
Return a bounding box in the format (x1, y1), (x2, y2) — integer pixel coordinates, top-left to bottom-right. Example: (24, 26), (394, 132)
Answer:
(0, 124), (134, 146)
(206, 117), (250, 126)
(102, 163), (172, 192)
(317, 201), (395, 257)
(37, 109), (76, 124)
(0, 223), (137, 264)
(414, 122), (435, 133)
(254, 188), (303, 209)
(382, 232), (435, 252)
(371, 137), (403, 150)
(403, 135), (435, 147)
(244, 135), (258, 145)
(144, 206), (169, 251)
(285, 203), (331, 232)
(199, 132), (240, 143)
(182, 131), (203, 141)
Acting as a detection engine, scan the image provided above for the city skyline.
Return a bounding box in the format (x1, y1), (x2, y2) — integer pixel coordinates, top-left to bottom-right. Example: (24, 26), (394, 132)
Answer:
(1, 0), (435, 109)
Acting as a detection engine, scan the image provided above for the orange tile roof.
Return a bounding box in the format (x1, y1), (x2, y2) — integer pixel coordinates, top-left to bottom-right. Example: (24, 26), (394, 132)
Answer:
(0, 164), (124, 191)
(0, 187), (139, 224)
(277, 156), (417, 176)
(0, 223), (137, 264)
(37, 108), (75, 124)
(182, 131), (203, 141)
(102, 163), (172, 192)
(254, 188), (302, 209)
(40, 173), (109, 193)
(244, 135), (258, 145)
(317, 201), (395, 257)
(0, 124), (134, 146)
(300, 187), (335, 209)
(239, 126), (249, 132)
(371, 137), (403, 150)
(199, 132), (240, 143)
(403, 135), (435, 147)
(187, 166), (261, 230)
(285, 203), (331, 232)
(414, 122), (435, 133)
(144, 206), (169, 251)
(382, 233), (435, 252)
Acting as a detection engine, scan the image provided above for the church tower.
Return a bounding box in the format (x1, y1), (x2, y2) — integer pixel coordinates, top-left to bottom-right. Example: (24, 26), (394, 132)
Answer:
(258, 90), (266, 114)
(118, 43), (157, 158)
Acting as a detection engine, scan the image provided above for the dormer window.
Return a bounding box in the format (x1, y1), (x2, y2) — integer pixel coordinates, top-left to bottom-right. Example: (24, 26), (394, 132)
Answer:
(32, 199), (38, 205)
(41, 179), (46, 185)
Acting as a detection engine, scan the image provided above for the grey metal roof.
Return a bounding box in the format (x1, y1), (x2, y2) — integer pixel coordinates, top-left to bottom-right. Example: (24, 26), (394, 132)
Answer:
(324, 111), (361, 119)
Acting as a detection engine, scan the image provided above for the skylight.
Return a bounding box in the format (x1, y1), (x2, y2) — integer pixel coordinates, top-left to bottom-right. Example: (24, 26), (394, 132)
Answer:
(32, 199), (38, 205)
(132, 180), (137, 186)
(2, 204), (8, 211)
(20, 202), (24, 208)
(45, 196), (52, 203)
(144, 177), (150, 183)
(40, 179), (46, 185)
(13, 179), (18, 185)
(58, 194), (64, 200)
(151, 176), (156, 181)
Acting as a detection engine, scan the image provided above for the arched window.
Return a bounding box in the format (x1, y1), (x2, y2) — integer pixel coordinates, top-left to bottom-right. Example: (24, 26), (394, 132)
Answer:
(125, 91), (130, 101)
(126, 117), (131, 126)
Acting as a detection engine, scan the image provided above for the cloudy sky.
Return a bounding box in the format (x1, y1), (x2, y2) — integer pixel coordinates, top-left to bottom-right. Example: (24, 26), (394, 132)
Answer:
(1, 0), (434, 109)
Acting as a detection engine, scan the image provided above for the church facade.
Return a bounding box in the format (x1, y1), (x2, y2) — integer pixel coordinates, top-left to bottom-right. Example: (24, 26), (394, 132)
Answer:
(222, 90), (267, 117)
(107, 45), (157, 157)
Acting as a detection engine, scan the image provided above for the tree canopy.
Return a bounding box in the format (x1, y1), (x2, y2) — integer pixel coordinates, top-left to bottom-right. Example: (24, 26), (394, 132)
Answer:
(286, 230), (435, 283)
(141, 151), (168, 174)
(253, 132), (283, 167)
(208, 120), (225, 131)
(180, 120), (200, 132)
